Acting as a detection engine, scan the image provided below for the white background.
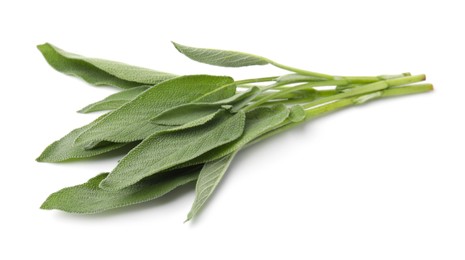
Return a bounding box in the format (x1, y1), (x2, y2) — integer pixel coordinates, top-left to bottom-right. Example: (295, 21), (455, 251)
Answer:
(1, 0), (464, 259)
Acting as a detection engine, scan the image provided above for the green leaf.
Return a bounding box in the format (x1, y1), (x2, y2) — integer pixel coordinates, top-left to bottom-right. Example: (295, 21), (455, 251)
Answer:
(181, 104), (290, 166)
(99, 111), (246, 191)
(36, 123), (131, 163)
(40, 165), (201, 214)
(78, 86), (150, 113)
(75, 75), (236, 144)
(288, 105), (306, 122)
(150, 87), (260, 126)
(173, 42), (270, 67)
(38, 43), (175, 88)
(186, 152), (236, 221)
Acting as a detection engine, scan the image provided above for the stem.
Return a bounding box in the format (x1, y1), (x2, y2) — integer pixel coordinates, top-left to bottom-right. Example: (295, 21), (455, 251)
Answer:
(261, 90), (337, 106)
(244, 80), (348, 112)
(234, 76), (278, 85)
(302, 74), (425, 109)
(268, 60), (334, 80)
(337, 72), (412, 84)
(247, 83), (432, 148)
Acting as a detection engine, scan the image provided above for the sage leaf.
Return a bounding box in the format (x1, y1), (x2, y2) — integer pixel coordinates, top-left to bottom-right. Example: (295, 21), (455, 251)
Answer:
(41, 165), (201, 214)
(150, 87), (260, 126)
(182, 104), (290, 166)
(151, 105), (223, 126)
(75, 75), (236, 144)
(36, 123), (130, 163)
(186, 152), (236, 221)
(99, 111), (246, 191)
(38, 43), (175, 88)
(78, 86), (150, 113)
(173, 42), (270, 67)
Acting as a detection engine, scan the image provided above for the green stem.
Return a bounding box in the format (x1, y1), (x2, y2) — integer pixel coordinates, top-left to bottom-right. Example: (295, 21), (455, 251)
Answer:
(337, 72), (412, 84)
(234, 76), (278, 85)
(268, 60), (334, 80)
(302, 74), (425, 109)
(247, 83), (432, 148)
(244, 80), (348, 112)
(261, 90), (337, 106)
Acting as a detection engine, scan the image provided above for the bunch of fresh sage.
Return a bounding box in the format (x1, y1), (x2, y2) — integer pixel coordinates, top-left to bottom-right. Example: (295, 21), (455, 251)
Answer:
(37, 42), (433, 221)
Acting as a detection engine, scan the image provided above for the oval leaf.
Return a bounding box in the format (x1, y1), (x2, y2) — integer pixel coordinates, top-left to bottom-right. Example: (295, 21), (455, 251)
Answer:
(41, 166), (201, 214)
(38, 43), (176, 88)
(78, 86), (150, 113)
(36, 114), (133, 163)
(75, 75), (236, 144)
(186, 152), (237, 221)
(150, 87), (260, 126)
(99, 111), (246, 191)
(178, 104), (290, 167)
(173, 42), (270, 67)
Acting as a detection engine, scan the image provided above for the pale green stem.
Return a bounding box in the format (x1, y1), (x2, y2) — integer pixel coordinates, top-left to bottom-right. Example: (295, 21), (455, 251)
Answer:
(244, 80), (348, 112)
(234, 76), (278, 85)
(247, 83), (433, 148)
(268, 60), (335, 80)
(302, 74), (426, 109)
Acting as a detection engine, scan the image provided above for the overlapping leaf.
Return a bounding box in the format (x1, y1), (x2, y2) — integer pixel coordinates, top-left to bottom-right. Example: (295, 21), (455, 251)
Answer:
(150, 87), (260, 126)
(186, 153), (237, 221)
(78, 86), (150, 113)
(182, 104), (290, 166)
(173, 42), (270, 67)
(41, 165), (201, 214)
(75, 75), (236, 144)
(36, 118), (131, 163)
(38, 43), (175, 88)
(99, 111), (246, 191)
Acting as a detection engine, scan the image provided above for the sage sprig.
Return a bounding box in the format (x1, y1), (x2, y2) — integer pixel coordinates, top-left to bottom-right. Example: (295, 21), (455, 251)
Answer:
(37, 42), (433, 221)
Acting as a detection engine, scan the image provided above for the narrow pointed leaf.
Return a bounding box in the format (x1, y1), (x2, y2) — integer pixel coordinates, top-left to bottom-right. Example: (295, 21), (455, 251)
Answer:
(38, 43), (175, 88)
(151, 105), (221, 126)
(186, 152), (236, 221)
(36, 123), (130, 163)
(41, 166), (201, 214)
(75, 75), (236, 144)
(78, 86), (150, 113)
(173, 42), (270, 67)
(100, 111), (246, 191)
(180, 104), (290, 166)
(151, 87), (260, 126)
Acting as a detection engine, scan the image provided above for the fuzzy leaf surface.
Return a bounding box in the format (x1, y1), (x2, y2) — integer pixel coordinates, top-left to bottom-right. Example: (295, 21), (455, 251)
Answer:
(41, 166), (201, 214)
(36, 121), (130, 163)
(186, 152), (236, 221)
(151, 87), (260, 126)
(78, 86), (150, 113)
(173, 42), (270, 67)
(38, 43), (175, 88)
(75, 75), (236, 144)
(183, 104), (290, 165)
(100, 111), (246, 191)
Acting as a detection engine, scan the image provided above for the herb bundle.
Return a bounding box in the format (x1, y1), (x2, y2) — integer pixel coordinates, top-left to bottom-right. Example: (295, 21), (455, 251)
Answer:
(37, 42), (433, 221)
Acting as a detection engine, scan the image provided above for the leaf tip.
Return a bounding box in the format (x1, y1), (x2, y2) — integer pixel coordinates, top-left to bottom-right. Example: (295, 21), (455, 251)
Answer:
(76, 107), (90, 114)
(171, 41), (184, 53)
(184, 213), (193, 223)
(98, 178), (121, 191)
(36, 151), (50, 162)
(40, 196), (55, 210)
